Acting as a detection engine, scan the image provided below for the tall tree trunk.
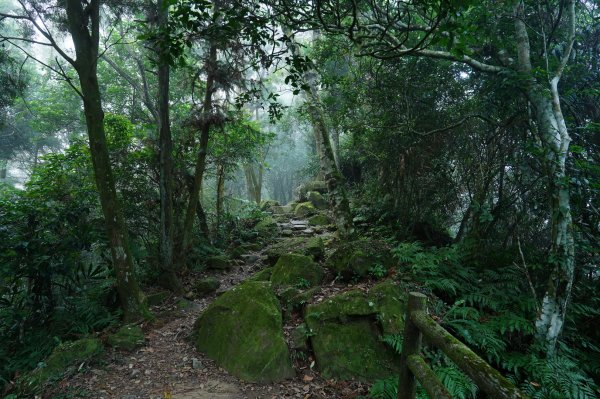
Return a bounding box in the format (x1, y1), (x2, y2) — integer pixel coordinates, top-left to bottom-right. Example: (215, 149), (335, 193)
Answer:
(180, 42), (217, 262)
(514, 0), (576, 354)
(156, 0), (182, 293)
(285, 28), (354, 238)
(65, 0), (148, 321)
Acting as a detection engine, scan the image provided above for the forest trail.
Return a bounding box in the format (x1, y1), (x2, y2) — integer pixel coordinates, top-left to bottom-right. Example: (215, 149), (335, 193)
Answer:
(53, 210), (358, 399)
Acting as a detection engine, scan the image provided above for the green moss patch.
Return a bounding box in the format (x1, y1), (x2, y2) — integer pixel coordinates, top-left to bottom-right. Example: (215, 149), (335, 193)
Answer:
(325, 238), (394, 281)
(270, 254), (324, 288)
(107, 325), (145, 351)
(295, 202), (317, 218)
(248, 267), (274, 281)
(254, 216), (278, 239)
(265, 236), (325, 265)
(193, 281), (294, 383)
(306, 191), (327, 209)
(303, 281), (406, 381)
(21, 338), (103, 394)
(308, 214), (330, 226)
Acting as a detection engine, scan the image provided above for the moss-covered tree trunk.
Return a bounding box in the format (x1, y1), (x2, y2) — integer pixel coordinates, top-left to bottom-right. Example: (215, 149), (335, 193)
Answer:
(65, 0), (148, 321)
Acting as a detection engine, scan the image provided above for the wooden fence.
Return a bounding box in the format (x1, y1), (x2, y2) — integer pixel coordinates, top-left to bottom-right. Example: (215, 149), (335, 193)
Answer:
(397, 292), (530, 399)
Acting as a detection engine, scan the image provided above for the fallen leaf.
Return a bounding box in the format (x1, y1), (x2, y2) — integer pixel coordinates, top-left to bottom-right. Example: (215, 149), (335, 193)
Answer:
(303, 375), (314, 382)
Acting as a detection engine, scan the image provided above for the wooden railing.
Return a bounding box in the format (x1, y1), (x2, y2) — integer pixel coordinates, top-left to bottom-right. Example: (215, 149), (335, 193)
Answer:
(398, 292), (530, 399)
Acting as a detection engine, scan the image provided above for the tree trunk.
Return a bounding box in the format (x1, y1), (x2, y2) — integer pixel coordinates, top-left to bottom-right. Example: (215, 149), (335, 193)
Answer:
(514, 0), (576, 354)
(180, 42), (217, 261)
(215, 162), (225, 240)
(65, 0), (148, 321)
(156, 0), (182, 293)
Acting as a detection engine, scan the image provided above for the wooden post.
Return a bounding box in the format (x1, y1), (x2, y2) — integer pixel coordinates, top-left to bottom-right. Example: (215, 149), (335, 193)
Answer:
(398, 292), (427, 399)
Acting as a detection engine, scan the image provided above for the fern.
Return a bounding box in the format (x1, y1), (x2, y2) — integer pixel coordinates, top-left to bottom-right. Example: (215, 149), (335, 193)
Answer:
(434, 365), (478, 399)
(381, 334), (403, 354)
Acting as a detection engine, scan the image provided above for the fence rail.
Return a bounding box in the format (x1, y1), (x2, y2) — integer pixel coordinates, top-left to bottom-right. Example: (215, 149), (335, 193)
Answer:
(397, 292), (530, 399)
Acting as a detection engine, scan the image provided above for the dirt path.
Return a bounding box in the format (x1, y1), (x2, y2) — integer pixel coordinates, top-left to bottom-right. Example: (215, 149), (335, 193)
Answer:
(53, 213), (366, 399)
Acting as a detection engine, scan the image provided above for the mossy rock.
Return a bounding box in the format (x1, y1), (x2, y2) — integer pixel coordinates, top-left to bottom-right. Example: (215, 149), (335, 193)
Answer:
(254, 216), (278, 239)
(146, 291), (170, 306)
(295, 202), (317, 218)
(265, 236), (325, 265)
(308, 214), (330, 226)
(260, 199), (280, 212)
(192, 281), (294, 382)
(325, 239), (394, 281)
(368, 280), (407, 334)
(107, 325), (145, 351)
(303, 283), (406, 381)
(194, 277), (221, 296)
(270, 254), (324, 288)
(177, 298), (192, 309)
(248, 267), (274, 281)
(297, 181), (328, 201)
(271, 205), (293, 214)
(21, 338), (103, 394)
(306, 191), (327, 209)
(206, 255), (233, 271)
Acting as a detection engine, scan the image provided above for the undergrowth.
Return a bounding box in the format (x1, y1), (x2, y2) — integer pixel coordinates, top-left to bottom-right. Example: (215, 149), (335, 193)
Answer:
(365, 242), (600, 399)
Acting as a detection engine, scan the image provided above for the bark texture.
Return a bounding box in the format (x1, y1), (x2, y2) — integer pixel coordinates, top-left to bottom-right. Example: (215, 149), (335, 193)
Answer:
(156, 0), (182, 293)
(65, 0), (148, 321)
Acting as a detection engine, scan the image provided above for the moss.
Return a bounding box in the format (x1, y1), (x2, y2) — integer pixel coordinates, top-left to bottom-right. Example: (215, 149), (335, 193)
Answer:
(368, 280), (406, 334)
(107, 324), (145, 351)
(270, 254), (324, 288)
(305, 316), (399, 381)
(206, 255), (232, 271)
(326, 239), (394, 281)
(298, 181), (327, 201)
(248, 267), (274, 281)
(146, 291), (170, 306)
(303, 284), (406, 381)
(177, 298), (192, 309)
(21, 338), (103, 394)
(265, 236), (325, 265)
(193, 281), (294, 382)
(254, 216), (278, 239)
(308, 214), (330, 226)
(306, 191), (327, 209)
(295, 202), (317, 218)
(194, 277), (221, 296)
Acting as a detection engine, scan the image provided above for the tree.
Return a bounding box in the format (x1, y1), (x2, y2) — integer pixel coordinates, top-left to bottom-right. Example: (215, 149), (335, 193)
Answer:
(0, 0), (149, 321)
(278, 0), (581, 354)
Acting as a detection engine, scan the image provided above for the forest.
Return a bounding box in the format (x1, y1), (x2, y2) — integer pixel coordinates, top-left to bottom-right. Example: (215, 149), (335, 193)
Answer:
(0, 0), (598, 398)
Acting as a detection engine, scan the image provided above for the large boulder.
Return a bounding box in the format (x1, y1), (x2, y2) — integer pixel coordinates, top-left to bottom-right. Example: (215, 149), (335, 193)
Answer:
(304, 281), (406, 381)
(20, 338), (103, 394)
(325, 238), (394, 281)
(192, 281), (294, 383)
(306, 191), (327, 209)
(270, 254), (324, 288)
(308, 214), (331, 226)
(254, 216), (278, 239)
(260, 199), (280, 212)
(295, 202), (317, 218)
(265, 236), (325, 265)
(297, 181), (328, 201)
